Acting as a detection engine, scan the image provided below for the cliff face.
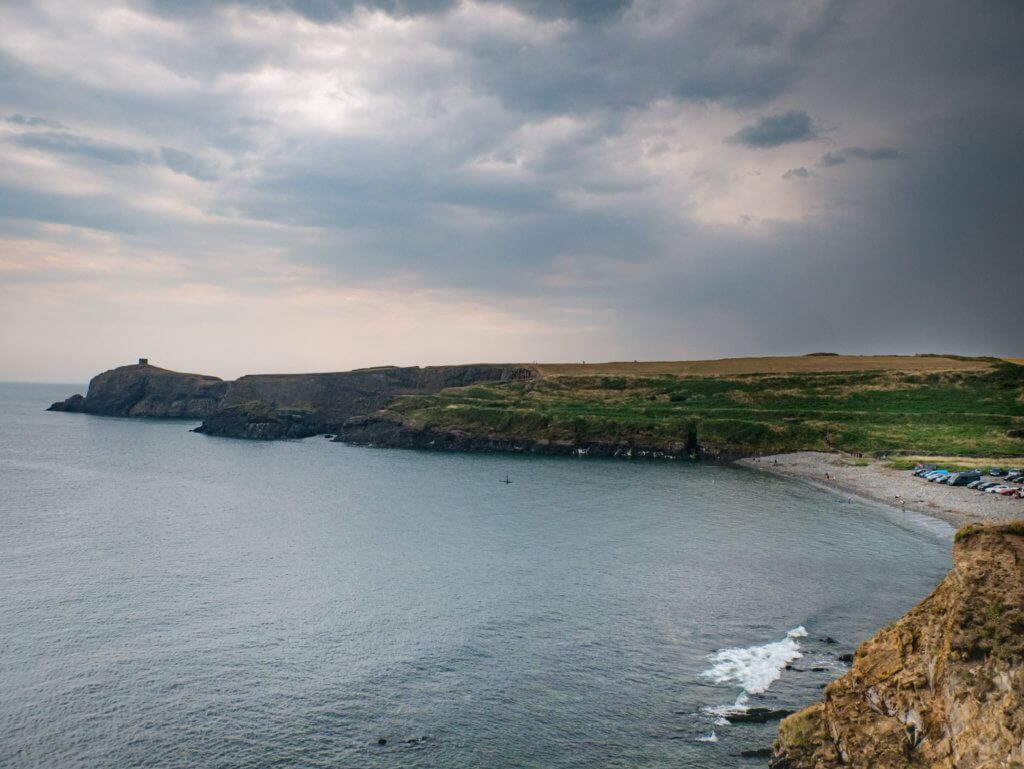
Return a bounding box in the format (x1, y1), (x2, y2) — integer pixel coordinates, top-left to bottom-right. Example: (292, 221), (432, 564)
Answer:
(772, 523), (1024, 769)
(48, 363), (228, 418)
(193, 364), (536, 439)
(50, 362), (538, 439)
(332, 412), (741, 459)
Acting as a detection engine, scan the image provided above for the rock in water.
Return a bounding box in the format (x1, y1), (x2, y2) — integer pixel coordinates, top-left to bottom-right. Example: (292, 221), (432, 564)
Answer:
(728, 708), (794, 723)
(772, 522), (1024, 769)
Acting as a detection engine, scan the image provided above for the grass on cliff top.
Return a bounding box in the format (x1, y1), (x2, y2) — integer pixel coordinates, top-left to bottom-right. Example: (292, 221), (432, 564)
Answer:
(534, 354), (999, 378)
(385, 364), (1024, 457)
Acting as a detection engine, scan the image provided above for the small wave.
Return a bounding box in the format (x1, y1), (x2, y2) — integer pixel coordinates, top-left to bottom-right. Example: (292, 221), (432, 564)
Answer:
(696, 730), (718, 743)
(702, 626), (807, 695)
(702, 691), (750, 721)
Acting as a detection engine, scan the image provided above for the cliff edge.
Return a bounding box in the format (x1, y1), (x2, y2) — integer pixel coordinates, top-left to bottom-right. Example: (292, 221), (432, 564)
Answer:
(48, 361), (538, 439)
(772, 522), (1024, 769)
(48, 363), (227, 418)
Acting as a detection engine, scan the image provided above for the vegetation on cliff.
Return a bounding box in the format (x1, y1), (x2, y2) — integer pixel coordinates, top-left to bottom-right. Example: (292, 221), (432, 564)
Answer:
(772, 522), (1024, 769)
(375, 362), (1024, 457)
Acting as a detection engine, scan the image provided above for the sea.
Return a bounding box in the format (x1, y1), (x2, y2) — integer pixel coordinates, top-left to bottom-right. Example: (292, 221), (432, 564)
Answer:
(0, 382), (953, 768)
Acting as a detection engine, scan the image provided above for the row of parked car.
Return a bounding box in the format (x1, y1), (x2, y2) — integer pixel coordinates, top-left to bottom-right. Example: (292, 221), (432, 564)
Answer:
(912, 465), (1024, 498)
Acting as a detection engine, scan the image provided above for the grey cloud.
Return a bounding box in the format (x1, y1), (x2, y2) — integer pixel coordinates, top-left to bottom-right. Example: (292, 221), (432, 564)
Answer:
(727, 110), (817, 147)
(5, 113), (63, 129)
(160, 147), (220, 181)
(819, 146), (905, 167)
(145, 0), (456, 22)
(3, 0), (1024, 369)
(146, 0), (629, 22)
(487, 0), (631, 22)
(819, 150), (846, 167)
(0, 183), (138, 233)
(8, 131), (151, 166)
(843, 146), (905, 160)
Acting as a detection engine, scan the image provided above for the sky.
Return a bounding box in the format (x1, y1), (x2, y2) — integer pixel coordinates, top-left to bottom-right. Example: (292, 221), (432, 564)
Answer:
(1, 0), (1022, 382)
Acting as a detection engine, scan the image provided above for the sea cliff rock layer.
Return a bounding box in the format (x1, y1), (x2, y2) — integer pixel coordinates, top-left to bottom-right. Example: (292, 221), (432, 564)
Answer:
(772, 522), (1024, 769)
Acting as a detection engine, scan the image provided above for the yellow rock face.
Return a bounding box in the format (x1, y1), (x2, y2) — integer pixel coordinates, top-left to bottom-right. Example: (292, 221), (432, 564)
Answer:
(772, 523), (1024, 769)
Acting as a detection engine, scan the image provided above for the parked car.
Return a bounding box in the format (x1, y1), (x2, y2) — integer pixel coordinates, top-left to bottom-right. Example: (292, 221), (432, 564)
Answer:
(977, 482), (1001, 491)
(950, 472), (981, 486)
(990, 468), (1004, 476)
(1007, 468), (1021, 476)
(985, 485), (1009, 494)
(928, 471), (950, 481)
(998, 487), (1022, 496)
(966, 479), (986, 489)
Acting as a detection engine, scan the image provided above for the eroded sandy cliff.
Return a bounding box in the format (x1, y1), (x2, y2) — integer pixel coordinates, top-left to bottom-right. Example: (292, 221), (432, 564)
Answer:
(772, 522), (1024, 769)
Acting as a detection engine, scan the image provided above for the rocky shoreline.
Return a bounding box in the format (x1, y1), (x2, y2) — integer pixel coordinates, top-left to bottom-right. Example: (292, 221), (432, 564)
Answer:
(738, 452), (1023, 528)
(331, 412), (743, 460)
(771, 522), (1024, 769)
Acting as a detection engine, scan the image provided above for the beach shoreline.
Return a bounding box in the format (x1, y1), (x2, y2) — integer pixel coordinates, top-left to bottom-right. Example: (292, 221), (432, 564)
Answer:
(737, 451), (1023, 528)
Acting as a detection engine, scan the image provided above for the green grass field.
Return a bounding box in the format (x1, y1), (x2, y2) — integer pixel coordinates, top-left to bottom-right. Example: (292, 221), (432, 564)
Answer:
(385, 362), (1024, 457)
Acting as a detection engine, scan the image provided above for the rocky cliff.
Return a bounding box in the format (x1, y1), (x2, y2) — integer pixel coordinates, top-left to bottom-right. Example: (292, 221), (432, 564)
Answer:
(332, 412), (740, 459)
(49, 361), (538, 439)
(48, 363), (228, 418)
(772, 522), (1024, 769)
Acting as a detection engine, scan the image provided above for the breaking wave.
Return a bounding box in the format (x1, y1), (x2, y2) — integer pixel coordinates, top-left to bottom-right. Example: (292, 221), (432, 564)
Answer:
(702, 626), (807, 695)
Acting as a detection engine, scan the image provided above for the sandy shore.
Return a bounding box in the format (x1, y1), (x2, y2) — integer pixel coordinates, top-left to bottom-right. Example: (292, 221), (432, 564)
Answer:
(737, 452), (1024, 528)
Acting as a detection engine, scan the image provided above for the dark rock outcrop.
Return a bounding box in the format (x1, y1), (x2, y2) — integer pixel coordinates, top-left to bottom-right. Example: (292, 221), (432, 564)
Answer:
(772, 522), (1024, 769)
(728, 708), (795, 724)
(49, 363), (227, 418)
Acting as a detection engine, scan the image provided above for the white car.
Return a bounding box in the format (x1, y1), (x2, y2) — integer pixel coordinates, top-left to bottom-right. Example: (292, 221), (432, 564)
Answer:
(985, 485), (1009, 494)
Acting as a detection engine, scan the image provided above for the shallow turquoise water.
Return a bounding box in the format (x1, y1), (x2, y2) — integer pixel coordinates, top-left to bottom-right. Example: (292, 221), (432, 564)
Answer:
(0, 382), (951, 768)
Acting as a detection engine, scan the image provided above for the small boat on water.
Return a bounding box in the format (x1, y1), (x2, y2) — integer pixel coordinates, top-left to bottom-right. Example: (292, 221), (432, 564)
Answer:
(501, 475), (512, 484)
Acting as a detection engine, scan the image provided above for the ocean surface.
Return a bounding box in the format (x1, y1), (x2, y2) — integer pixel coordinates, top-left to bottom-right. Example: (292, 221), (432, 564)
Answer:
(0, 382), (953, 769)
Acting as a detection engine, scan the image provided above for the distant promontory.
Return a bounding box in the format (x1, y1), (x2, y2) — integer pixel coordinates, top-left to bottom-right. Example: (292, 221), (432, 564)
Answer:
(49, 355), (1023, 457)
(49, 359), (537, 440)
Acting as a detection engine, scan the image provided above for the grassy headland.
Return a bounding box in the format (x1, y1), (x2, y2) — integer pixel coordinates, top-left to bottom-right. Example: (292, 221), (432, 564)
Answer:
(378, 357), (1024, 458)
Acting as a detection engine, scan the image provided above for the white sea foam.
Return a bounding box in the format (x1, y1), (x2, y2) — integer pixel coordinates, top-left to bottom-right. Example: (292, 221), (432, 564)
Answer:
(702, 626), (807, 695)
(702, 691), (750, 720)
(696, 730), (718, 743)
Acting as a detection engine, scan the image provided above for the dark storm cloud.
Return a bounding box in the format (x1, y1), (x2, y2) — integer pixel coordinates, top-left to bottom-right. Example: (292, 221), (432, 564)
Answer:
(2, 0), (1023, 368)
(727, 110), (818, 147)
(455, 5), (845, 115)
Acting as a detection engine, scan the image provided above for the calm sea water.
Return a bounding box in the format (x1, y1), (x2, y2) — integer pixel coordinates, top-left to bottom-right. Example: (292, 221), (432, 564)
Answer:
(0, 382), (952, 769)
